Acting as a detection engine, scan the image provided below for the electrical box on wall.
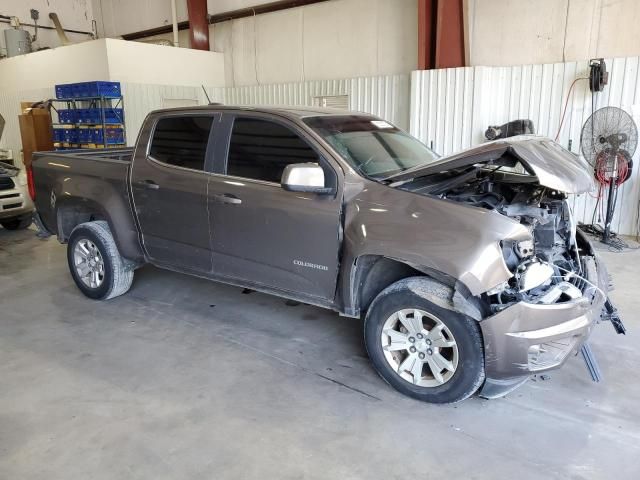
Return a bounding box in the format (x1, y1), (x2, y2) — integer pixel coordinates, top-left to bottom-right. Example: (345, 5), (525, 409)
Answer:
(313, 95), (349, 109)
(3, 17), (33, 57)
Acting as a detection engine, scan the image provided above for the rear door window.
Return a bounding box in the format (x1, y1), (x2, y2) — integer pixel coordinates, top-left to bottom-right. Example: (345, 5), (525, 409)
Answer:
(149, 116), (214, 171)
(226, 117), (319, 183)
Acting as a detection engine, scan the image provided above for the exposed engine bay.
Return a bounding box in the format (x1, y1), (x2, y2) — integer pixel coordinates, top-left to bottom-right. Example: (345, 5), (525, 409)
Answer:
(397, 156), (599, 312)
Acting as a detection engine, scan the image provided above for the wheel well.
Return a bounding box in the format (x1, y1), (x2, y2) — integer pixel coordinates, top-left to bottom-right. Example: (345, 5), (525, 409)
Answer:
(352, 255), (486, 321)
(57, 203), (106, 242)
(354, 256), (424, 313)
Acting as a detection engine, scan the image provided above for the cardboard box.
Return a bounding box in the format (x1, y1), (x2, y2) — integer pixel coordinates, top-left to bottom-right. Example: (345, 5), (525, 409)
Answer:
(19, 103), (54, 169)
(21, 101), (50, 116)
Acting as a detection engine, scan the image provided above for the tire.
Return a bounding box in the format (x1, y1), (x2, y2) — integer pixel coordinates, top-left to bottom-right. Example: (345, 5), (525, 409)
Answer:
(67, 221), (134, 300)
(1, 214), (32, 230)
(364, 277), (485, 404)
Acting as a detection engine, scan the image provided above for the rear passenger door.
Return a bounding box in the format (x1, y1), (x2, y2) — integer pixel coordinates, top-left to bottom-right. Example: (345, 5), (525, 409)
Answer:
(207, 113), (343, 301)
(131, 113), (218, 272)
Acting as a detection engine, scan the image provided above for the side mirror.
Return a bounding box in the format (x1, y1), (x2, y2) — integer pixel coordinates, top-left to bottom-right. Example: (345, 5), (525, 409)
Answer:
(281, 163), (332, 194)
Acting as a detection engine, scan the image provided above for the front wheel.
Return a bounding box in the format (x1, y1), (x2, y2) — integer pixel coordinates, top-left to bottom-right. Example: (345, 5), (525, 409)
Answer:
(364, 277), (485, 404)
(67, 221), (134, 300)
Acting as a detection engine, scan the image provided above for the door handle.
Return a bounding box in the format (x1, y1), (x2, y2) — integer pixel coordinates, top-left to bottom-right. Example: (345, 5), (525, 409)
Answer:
(134, 180), (160, 190)
(212, 193), (242, 205)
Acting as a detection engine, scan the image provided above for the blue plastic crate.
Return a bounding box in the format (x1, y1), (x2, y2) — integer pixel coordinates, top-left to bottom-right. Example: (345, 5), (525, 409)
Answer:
(70, 83), (88, 98)
(73, 108), (122, 124)
(57, 109), (76, 124)
(77, 128), (94, 143)
(93, 107), (124, 124)
(75, 108), (91, 124)
(60, 128), (78, 143)
(72, 81), (121, 99)
(52, 129), (65, 142)
(55, 84), (73, 99)
(56, 81), (122, 99)
(91, 127), (125, 145)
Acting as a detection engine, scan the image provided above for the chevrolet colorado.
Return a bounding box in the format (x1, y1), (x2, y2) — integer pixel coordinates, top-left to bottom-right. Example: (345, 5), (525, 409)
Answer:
(31, 106), (623, 403)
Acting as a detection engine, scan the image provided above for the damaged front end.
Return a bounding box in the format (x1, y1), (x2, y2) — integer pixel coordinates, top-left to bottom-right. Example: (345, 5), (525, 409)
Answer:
(392, 137), (625, 398)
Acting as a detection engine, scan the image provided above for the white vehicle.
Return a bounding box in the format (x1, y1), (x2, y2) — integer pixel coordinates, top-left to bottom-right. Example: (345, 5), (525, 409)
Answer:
(0, 112), (34, 230)
(0, 160), (33, 230)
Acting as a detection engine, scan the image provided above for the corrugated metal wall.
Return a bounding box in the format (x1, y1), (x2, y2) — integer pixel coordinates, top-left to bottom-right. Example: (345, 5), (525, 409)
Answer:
(410, 58), (640, 236)
(205, 75), (410, 130)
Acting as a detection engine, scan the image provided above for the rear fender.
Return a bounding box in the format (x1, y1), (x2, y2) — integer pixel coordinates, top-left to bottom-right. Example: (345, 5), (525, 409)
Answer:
(55, 197), (144, 263)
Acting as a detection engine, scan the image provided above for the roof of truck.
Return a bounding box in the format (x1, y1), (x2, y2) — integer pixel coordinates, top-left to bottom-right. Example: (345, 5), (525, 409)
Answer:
(150, 104), (374, 119)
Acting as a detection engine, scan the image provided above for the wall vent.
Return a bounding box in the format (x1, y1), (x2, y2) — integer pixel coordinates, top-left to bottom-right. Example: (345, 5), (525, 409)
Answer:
(312, 95), (349, 109)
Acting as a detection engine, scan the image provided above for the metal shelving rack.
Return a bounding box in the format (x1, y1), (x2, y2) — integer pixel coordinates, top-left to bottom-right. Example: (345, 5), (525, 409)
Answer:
(50, 95), (127, 150)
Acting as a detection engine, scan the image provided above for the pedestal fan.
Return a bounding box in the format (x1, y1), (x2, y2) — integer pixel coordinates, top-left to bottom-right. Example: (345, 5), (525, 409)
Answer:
(580, 106), (637, 244)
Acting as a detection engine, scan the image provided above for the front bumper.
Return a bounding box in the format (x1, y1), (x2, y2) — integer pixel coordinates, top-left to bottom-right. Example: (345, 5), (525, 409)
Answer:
(0, 184), (34, 220)
(478, 254), (609, 399)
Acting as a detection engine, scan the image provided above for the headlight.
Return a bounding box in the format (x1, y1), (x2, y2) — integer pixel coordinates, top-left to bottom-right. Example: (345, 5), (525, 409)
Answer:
(519, 262), (554, 292)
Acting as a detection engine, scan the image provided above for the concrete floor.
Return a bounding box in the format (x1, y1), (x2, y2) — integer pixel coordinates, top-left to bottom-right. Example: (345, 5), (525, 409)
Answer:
(1, 227), (639, 480)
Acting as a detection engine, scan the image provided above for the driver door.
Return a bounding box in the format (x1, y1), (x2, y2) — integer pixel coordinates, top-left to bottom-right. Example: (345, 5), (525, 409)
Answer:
(207, 113), (343, 301)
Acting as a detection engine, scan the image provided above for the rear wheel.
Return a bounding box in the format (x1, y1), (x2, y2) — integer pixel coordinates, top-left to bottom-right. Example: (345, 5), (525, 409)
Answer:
(1, 214), (32, 230)
(67, 221), (134, 300)
(364, 277), (485, 403)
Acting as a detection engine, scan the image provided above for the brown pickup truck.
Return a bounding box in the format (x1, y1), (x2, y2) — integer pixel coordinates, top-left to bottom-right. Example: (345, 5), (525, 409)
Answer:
(30, 105), (623, 403)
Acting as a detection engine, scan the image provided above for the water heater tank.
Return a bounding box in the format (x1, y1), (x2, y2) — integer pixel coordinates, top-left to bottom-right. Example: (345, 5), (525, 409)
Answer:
(4, 27), (33, 57)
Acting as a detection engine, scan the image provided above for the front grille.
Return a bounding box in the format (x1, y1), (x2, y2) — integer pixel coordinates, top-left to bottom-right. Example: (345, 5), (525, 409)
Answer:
(4, 202), (22, 210)
(0, 176), (15, 191)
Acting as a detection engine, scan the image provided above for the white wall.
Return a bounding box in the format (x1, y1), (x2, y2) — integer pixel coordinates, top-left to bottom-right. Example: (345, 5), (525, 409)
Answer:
(0, 40), (109, 91)
(214, 0), (417, 86)
(0, 38), (225, 92)
(94, 0), (185, 39)
(0, 0), (95, 54)
(105, 39), (225, 87)
(96, 0), (418, 85)
(468, 0), (640, 66)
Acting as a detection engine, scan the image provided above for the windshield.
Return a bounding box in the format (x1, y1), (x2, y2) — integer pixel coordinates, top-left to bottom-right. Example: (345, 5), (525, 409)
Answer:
(304, 115), (439, 179)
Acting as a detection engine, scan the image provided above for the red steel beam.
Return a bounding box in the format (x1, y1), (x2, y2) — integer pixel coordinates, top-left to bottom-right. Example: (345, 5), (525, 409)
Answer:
(434, 0), (465, 68)
(417, 0), (435, 70)
(187, 0), (210, 50)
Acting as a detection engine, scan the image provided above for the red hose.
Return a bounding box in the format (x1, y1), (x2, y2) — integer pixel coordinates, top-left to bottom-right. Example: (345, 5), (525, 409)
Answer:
(594, 151), (630, 186)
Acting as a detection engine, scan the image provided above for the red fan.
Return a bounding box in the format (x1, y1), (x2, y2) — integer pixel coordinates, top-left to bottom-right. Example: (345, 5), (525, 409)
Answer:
(580, 106), (637, 243)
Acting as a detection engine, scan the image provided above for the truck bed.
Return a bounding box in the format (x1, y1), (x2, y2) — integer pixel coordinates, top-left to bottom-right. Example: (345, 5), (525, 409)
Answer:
(45, 147), (135, 163)
(31, 147), (141, 260)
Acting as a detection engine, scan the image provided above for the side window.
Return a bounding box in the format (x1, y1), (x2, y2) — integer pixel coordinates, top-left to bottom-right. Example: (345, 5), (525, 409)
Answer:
(149, 116), (213, 171)
(227, 117), (319, 183)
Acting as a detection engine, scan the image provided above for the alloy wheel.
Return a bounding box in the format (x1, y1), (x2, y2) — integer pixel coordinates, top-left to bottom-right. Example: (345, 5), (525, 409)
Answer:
(380, 308), (459, 387)
(73, 239), (105, 289)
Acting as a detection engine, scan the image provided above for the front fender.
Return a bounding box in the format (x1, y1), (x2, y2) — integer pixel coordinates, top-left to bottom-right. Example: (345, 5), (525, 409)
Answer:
(337, 180), (528, 314)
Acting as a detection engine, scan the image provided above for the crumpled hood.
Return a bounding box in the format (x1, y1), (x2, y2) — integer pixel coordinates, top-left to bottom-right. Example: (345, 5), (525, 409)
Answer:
(388, 135), (595, 194)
